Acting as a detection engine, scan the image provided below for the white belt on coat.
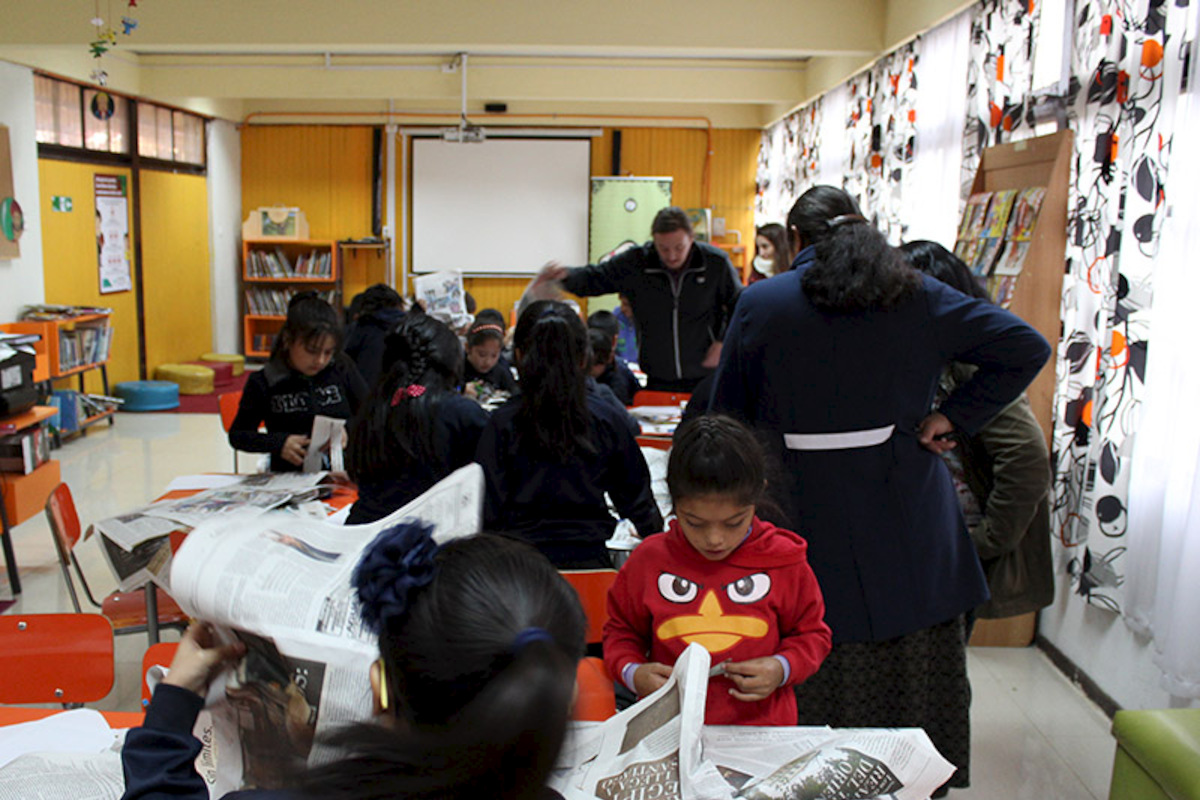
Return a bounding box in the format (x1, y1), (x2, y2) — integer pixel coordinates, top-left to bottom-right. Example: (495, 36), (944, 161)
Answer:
(783, 424), (896, 451)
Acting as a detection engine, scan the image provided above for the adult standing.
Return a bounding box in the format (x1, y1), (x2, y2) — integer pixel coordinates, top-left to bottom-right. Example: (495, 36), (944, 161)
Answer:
(710, 186), (1050, 794)
(534, 207), (742, 392)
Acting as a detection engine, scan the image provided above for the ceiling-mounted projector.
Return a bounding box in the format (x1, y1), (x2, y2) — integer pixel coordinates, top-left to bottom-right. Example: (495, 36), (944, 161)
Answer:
(442, 124), (486, 143)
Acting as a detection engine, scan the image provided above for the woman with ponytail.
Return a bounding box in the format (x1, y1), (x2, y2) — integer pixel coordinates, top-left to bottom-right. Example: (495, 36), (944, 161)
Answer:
(475, 300), (662, 568)
(344, 313), (488, 524)
(121, 524), (587, 800)
(710, 185), (1052, 794)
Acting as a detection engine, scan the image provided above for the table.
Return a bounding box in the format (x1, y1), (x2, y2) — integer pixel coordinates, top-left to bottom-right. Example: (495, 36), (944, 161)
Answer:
(0, 405), (60, 595)
(0, 707), (144, 728)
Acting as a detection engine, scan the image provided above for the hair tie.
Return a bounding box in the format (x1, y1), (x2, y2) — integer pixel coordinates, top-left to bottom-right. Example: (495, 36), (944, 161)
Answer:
(390, 384), (427, 406)
(827, 214), (868, 229)
(511, 627), (553, 654)
(353, 521), (439, 634)
(471, 323), (505, 335)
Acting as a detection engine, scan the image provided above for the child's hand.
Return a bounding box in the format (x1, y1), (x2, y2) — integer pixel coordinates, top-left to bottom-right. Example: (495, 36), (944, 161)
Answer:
(633, 663), (673, 696)
(281, 435), (310, 466)
(463, 382), (479, 399)
(723, 657), (785, 702)
(918, 412), (957, 454)
(163, 621), (247, 697)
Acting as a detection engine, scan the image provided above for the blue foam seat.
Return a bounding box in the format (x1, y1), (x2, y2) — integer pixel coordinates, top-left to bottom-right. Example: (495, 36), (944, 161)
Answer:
(115, 380), (179, 412)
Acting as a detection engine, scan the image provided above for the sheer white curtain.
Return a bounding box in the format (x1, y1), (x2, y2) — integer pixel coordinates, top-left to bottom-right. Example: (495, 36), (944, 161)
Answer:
(1123, 4), (1200, 700)
(905, 8), (973, 246)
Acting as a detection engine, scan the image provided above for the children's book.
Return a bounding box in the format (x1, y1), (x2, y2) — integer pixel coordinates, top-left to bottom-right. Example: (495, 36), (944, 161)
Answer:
(1007, 187), (1046, 241)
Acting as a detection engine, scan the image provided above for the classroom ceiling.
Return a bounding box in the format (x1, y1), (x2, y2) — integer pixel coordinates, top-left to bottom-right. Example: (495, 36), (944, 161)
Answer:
(0, 0), (971, 128)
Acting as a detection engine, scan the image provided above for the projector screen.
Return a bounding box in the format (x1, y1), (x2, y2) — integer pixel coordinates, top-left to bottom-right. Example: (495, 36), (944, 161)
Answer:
(411, 137), (591, 274)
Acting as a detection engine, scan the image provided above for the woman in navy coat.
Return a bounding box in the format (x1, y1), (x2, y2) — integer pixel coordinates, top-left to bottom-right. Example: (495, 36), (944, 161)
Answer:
(711, 186), (1050, 795)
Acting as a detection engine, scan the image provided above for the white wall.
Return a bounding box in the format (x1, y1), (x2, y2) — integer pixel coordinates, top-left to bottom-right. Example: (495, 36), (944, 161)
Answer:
(206, 119), (240, 354)
(1039, 574), (1200, 711)
(0, 60), (44, 321)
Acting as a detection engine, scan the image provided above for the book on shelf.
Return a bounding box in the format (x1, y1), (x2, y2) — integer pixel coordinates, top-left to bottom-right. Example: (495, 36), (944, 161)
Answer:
(20, 304), (113, 321)
(245, 287), (337, 315)
(246, 248), (332, 279)
(56, 321), (114, 372)
(251, 332), (278, 353)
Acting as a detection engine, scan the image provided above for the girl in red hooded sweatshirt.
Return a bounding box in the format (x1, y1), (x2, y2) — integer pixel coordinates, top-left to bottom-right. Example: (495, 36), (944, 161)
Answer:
(604, 414), (832, 726)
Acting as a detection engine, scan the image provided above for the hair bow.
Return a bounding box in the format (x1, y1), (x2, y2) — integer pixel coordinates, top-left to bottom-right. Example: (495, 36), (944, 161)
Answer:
(353, 521), (439, 634)
(390, 384), (427, 406)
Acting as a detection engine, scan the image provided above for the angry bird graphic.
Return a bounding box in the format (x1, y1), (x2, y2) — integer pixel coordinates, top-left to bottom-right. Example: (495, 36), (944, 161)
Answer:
(654, 571), (771, 654)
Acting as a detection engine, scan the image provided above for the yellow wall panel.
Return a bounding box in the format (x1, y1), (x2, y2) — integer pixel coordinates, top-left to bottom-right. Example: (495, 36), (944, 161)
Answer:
(242, 126), (376, 240)
(140, 169), (212, 373)
(38, 159), (140, 390)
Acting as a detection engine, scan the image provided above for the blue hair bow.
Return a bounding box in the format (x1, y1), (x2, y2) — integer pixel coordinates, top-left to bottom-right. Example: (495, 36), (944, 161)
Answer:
(353, 520), (438, 634)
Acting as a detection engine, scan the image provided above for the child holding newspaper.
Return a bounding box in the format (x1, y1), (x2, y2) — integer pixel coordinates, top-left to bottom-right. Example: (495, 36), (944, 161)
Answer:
(604, 415), (832, 726)
(120, 525), (586, 800)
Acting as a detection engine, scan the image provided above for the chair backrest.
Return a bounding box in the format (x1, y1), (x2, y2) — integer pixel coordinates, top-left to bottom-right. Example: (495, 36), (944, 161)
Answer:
(0, 614), (114, 704)
(631, 390), (691, 407)
(217, 391), (242, 433)
(636, 436), (672, 451)
(574, 656), (616, 721)
(141, 641), (180, 706)
(45, 482), (83, 555)
(561, 569), (618, 645)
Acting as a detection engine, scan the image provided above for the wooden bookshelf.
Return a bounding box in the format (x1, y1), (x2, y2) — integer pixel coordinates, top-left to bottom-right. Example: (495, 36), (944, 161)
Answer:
(241, 238), (340, 359)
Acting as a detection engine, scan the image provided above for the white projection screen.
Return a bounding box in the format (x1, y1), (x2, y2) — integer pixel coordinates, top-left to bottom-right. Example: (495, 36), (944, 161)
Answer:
(411, 137), (591, 274)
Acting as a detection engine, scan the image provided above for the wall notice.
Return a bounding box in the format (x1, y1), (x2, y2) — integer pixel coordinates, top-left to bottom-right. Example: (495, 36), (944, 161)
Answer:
(95, 174), (131, 294)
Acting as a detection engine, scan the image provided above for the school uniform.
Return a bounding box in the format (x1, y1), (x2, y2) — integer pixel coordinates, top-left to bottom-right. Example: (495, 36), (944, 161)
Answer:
(475, 390), (663, 568)
(343, 307), (405, 390)
(596, 356), (639, 406)
(464, 356), (519, 394)
(346, 393), (490, 525)
(604, 517), (831, 726)
(587, 377), (640, 438)
(228, 354), (368, 473)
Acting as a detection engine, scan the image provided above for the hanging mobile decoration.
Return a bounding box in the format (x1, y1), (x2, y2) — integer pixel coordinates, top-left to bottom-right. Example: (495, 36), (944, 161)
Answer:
(86, 0), (140, 96)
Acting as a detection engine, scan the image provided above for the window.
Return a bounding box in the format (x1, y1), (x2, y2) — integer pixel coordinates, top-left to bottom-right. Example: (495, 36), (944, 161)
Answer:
(137, 102), (205, 165)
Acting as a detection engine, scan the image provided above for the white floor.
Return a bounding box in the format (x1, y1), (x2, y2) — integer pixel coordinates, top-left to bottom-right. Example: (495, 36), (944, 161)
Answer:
(0, 412), (1117, 798)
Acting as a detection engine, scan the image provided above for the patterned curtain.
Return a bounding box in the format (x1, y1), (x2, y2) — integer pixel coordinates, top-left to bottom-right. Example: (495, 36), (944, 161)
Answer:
(756, 97), (824, 226)
(1051, 0), (1189, 613)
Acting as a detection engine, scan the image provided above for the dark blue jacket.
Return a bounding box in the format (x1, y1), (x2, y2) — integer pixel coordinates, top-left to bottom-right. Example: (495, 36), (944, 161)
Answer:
(596, 356), (639, 406)
(228, 355), (369, 473)
(343, 307), (405, 390)
(121, 684), (289, 800)
(476, 390), (663, 568)
(346, 392), (490, 525)
(464, 356), (519, 394)
(711, 246), (1051, 644)
(561, 241), (742, 383)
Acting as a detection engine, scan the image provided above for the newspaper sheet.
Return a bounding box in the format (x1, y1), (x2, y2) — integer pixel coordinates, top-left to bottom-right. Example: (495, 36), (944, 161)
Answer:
(0, 751), (125, 799)
(550, 642), (955, 800)
(144, 472), (329, 529)
(303, 415), (345, 473)
(166, 464), (484, 797)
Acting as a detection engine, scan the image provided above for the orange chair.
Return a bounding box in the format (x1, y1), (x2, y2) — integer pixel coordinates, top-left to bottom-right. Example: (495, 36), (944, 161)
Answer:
(45, 483), (190, 645)
(217, 390), (243, 472)
(0, 613), (114, 705)
(636, 436), (672, 451)
(574, 656), (617, 721)
(561, 569), (617, 645)
(141, 641), (180, 706)
(631, 390), (691, 407)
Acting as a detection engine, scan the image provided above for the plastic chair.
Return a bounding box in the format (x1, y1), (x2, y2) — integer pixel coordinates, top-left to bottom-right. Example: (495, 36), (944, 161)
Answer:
(141, 641), (180, 706)
(574, 656), (616, 721)
(631, 390), (691, 407)
(561, 569), (617, 645)
(636, 436), (672, 451)
(217, 390), (243, 472)
(0, 613), (114, 705)
(44, 483), (190, 645)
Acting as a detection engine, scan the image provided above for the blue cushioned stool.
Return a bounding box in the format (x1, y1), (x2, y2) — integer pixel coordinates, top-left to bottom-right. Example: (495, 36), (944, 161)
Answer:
(114, 380), (180, 412)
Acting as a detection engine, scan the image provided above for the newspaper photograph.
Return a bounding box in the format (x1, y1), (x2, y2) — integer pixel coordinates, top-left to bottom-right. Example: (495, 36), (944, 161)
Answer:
(97, 533), (173, 593)
(143, 472), (330, 529)
(166, 464), (485, 797)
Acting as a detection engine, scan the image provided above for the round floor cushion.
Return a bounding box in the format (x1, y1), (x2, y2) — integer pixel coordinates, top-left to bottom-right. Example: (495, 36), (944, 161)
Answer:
(114, 380), (180, 412)
(188, 360), (234, 385)
(200, 352), (245, 377)
(155, 364), (214, 395)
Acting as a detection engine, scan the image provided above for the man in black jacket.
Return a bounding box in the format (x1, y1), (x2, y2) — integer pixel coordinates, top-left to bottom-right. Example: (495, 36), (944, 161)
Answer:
(535, 207), (742, 392)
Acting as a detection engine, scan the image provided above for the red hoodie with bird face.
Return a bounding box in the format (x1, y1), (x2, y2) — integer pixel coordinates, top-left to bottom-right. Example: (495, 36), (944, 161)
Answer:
(604, 517), (831, 726)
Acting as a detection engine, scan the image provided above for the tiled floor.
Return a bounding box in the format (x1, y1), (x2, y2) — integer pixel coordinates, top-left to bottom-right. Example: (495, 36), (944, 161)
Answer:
(1, 412), (1117, 797)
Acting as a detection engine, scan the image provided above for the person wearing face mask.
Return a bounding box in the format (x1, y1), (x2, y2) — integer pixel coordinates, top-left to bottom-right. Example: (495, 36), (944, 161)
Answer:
(749, 223), (793, 283)
(533, 207), (742, 393)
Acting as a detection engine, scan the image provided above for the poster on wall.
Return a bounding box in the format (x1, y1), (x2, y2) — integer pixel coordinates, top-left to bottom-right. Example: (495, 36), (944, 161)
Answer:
(0, 125), (24, 260)
(94, 174), (131, 294)
(587, 177), (672, 313)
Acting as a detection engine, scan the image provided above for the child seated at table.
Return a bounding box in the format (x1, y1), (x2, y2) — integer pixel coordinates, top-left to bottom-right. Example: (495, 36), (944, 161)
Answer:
(475, 300), (662, 569)
(344, 314), (488, 524)
(587, 309), (639, 406)
(462, 308), (518, 398)
(120, 525), (587, 799)
(229, 292), (368, 472)
(603, 415), (831, 726)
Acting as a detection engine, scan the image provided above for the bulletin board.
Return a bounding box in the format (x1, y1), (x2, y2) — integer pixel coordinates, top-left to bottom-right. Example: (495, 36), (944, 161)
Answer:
(586, 177), (672, 313)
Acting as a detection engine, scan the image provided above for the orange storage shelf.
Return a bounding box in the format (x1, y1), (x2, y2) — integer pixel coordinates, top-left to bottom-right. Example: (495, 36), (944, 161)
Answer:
(0, 323), (50, 382)
(2, 313), (111, 379)
(0, 406), (58, 434)
(1, 458), (61, 527)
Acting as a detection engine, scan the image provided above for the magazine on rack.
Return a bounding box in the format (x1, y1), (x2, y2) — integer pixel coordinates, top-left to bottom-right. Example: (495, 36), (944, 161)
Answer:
(550, 643), (955, 800)
(165, 463), (484, 798)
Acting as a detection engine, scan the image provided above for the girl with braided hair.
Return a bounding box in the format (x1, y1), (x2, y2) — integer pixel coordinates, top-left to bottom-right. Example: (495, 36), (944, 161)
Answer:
(344, 313), (488, 524)
(121, 524), (588, 800)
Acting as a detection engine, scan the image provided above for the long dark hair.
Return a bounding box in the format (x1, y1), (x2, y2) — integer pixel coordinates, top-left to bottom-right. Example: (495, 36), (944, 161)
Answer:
(466, 308), (507, 349)
(513, 300), (594, 460)
(668, 415), (767, 508)
(271, 291), (342, 363)
(304, 529), (586, 800)
(345, 314), (463, 482)
(756, 222), (793, 273)
(789, 185), (919, 312)
(901, 240), (990, 301)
